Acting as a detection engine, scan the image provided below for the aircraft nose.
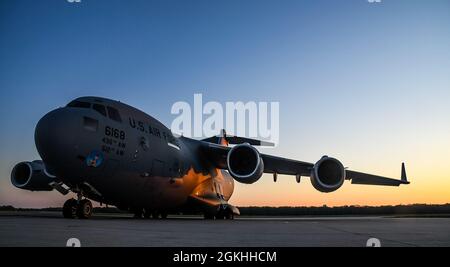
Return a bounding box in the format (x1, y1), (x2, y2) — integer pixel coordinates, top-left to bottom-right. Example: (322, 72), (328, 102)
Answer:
(35, 108), (78, 168)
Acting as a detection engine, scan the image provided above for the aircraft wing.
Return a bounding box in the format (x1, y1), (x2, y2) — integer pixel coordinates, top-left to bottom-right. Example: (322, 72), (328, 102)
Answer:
(260, 154), (313, 176)
(201, 142), (409, 187)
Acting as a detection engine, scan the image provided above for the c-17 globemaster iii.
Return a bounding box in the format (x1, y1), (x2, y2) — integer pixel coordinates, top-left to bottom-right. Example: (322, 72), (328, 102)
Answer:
(11, 96), (409, 219)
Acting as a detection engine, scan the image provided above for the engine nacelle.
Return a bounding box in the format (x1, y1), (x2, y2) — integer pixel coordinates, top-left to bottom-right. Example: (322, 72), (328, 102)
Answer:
(11, 160), (55, 191)
(227, 144), (264, 184)
(310, 156), (346, 193)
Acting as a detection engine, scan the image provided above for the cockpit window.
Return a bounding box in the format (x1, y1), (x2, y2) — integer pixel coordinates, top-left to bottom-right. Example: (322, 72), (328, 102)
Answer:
(107, 106), (122, 123)
(67, 100), (122, 123)
(92, 104), (107, 117)
(67, 100), (91, 108)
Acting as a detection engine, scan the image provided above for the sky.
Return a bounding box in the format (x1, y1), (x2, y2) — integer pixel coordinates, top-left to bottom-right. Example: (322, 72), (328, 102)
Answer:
(0, 0), (449, 208)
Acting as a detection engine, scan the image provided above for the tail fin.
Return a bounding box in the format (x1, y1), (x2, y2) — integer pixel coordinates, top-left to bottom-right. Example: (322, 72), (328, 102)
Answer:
(202, 129), (274, 147)
(218, 129), (229, 146)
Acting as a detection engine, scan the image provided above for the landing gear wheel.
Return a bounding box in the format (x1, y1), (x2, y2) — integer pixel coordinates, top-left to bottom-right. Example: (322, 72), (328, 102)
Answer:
(63, 199), (77, 219)
(143, 209), (151, 219)
(133, 208), (143, 219)
(76, 199), (93, 219)
(160, 212), (168, 219)
(151, 211), (160, 219)
(204, 213), (214, 220)
(225, 211), (234, 220)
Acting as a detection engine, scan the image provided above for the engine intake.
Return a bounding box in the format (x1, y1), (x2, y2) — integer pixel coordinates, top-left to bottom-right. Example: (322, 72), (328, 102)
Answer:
(310, 156), (346, 193)
(11, 160), (55, 191)
(227, 144), (264, 184)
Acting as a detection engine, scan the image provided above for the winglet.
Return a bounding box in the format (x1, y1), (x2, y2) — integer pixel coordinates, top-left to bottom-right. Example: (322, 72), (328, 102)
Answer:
(401, 162), (410, 184)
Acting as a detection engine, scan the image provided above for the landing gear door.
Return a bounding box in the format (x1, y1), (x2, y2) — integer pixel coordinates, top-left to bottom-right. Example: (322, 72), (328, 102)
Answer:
(213, 181), (226, 202)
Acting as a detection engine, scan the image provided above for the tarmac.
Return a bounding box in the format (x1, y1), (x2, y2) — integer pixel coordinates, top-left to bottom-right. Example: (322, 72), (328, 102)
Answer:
(0, 211), (449, 247)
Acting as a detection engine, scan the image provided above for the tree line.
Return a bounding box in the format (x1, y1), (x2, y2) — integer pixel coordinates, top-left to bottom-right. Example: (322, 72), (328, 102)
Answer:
(1, 203), (450, 216)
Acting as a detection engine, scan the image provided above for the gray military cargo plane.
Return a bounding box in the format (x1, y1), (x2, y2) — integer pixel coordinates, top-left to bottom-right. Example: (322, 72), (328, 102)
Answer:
(11, 96), (409, 219)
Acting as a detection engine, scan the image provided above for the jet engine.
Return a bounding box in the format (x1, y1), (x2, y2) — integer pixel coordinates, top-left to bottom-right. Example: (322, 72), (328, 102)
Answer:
(227, 144), (264, 184)
(11, 160), (55, 191)
(310, 156), (346, 193)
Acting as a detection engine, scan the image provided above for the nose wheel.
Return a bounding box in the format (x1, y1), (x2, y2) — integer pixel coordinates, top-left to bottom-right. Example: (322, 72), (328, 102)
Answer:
(62, 198), (93, 219)
(77, 199), (93, 219)
(62, 199), (77, 219)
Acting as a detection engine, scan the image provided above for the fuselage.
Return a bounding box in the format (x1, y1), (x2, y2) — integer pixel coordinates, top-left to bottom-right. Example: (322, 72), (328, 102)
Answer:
(34, 96), (234, 212)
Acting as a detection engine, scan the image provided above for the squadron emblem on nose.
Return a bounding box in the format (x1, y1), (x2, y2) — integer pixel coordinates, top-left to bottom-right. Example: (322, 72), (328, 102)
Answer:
(86, 151), (104, 168)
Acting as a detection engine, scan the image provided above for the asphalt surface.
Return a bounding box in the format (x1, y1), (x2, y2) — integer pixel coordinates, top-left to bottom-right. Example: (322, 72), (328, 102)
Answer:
(0, 211), (449, 247)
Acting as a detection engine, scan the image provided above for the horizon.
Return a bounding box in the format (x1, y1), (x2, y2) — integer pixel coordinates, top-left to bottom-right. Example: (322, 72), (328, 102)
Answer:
(2, 202), (450, 210)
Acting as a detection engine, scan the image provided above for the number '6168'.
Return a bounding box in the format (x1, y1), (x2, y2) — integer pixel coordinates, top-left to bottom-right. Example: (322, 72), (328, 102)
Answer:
(105, 126), (125, 140)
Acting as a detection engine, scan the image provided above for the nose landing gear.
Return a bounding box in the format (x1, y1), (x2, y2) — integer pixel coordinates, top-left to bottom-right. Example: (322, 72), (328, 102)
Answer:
(77, 199), (93, 219)
(62, 198), (93, 219)
(62, 199), (77, 219)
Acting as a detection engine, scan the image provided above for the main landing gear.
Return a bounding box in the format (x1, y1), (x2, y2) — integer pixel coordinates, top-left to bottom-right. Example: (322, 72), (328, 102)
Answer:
(204, 212), (234, 220)
(133, 208), (168, 219)
(204, 207), (234, 220)
(63, 198), (93, 219)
